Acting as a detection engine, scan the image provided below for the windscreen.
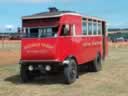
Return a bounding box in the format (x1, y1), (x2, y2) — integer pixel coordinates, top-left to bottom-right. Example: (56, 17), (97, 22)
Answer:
(24, 26), (59, 38)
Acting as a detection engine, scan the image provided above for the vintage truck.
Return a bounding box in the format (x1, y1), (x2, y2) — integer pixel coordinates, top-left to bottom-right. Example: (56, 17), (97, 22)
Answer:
(20, 8), (108, 84)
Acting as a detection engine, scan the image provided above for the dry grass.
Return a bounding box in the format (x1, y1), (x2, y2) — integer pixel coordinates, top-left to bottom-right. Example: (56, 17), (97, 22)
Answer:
(109, 41), (128, 48)
(0, 41), (128, 96)
(0, 40), (20, 65)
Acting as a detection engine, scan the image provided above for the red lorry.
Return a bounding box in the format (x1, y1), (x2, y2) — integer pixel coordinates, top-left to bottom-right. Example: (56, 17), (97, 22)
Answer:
(20, 8), (108, 84)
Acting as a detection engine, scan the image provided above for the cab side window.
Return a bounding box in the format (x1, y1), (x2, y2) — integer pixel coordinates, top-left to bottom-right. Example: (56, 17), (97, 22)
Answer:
(82, 20), (88, 35)
(88, 22), (92, 35)
(82, 22), (87, 35)
(60, 24), (70, 36)
(98, 23), (102, 35)
(93, 23), (97, 35)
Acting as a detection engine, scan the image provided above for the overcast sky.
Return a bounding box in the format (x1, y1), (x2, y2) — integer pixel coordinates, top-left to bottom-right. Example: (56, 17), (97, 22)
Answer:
(0, 0), (128, 32)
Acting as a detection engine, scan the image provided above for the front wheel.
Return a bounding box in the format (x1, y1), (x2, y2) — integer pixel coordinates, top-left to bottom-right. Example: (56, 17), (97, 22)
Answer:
(64, 58), (78, 84)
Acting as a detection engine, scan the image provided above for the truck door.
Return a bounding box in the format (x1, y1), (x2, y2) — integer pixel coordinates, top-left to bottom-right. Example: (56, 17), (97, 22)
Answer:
(57, 24), (72, 61)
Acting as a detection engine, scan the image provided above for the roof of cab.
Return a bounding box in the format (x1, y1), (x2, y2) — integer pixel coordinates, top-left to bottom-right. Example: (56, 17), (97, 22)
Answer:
(22, 7), (105, 22)
(22, 11), (81, 20)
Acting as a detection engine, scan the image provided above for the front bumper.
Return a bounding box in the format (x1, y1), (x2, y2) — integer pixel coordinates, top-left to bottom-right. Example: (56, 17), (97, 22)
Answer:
(19, 59), (64, 73)
(19, 59), (61, 64)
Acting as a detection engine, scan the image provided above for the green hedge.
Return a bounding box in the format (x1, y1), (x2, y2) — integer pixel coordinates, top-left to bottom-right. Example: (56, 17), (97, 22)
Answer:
(108, 33), (128, 39)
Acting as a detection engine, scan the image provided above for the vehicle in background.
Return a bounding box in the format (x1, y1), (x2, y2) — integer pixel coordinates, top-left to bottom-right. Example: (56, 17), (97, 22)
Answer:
(116, 37), (125, 42)
(111, 37), (127, 42)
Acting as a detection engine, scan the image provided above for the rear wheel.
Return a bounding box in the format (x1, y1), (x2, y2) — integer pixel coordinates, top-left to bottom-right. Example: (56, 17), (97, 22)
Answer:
(64, 58), (78, 84)
(88, 53), (102, 72)
(20, 64), (33, 83)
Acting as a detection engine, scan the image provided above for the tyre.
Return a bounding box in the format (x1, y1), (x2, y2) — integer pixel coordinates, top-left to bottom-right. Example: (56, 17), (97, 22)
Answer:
(64, 58), (78, 84)
(88, 53), (102, 72)
(20, 64), (33, 83)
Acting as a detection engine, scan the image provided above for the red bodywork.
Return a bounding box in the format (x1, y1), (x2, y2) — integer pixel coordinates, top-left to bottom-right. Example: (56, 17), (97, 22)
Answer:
(21, 14), (108, 65)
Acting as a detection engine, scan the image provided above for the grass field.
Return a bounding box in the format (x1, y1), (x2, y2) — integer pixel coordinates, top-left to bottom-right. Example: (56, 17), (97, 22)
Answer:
(0, 40), (20, 65)
(0, 41), (128, 96)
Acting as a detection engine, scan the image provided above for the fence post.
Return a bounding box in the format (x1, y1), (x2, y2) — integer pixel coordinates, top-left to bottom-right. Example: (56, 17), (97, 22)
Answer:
(2, 35), (4, 48)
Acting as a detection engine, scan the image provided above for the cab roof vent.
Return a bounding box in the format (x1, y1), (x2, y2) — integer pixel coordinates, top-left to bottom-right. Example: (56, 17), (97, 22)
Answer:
(48, 7), (59, 12)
